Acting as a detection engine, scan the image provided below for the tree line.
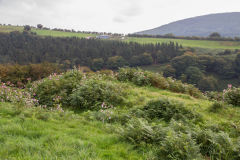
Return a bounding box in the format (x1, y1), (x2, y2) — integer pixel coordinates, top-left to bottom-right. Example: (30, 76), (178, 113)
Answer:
(129, 32), (240, 42)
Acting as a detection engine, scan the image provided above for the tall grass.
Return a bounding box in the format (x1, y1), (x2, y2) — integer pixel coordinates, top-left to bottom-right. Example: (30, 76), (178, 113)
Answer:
(0, 103), (145, 160)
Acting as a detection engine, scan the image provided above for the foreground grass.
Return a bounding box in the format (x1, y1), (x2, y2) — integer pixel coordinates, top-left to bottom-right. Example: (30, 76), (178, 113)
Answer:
(0, 103), (145, 160)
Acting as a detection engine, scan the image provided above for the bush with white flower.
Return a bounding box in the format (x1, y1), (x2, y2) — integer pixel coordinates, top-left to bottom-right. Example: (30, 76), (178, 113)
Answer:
(223, 84), (240, 106)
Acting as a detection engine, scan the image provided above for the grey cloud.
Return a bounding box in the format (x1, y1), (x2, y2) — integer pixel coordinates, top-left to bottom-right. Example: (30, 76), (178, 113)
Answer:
(113, 17), (126, 23)
(0, 0), (62, 9)
(112, 0), (143, 23)
(120, 5), (143, 17)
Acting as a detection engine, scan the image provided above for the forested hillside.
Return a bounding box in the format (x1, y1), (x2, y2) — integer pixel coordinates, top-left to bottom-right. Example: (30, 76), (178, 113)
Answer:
(0, 31), (181, 69)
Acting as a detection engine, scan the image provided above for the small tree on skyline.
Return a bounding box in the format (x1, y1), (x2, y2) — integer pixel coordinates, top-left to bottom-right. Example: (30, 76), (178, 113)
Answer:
(24, 25), (31, 31)
(37, 24), (43, 29)
(209, 32), (221, 38)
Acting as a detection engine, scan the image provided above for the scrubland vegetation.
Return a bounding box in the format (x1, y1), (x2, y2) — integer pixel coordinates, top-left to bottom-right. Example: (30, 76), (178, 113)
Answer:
(1, 68), (240, 159)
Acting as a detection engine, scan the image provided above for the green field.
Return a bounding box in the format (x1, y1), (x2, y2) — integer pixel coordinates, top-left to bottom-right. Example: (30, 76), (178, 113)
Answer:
(126, 37), (240, 50)
(0, 25), (96, 38)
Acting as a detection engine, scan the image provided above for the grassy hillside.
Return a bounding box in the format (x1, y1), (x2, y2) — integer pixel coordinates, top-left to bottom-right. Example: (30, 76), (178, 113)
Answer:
(1, 25), (240, 50)
(136, 12), (240, 37)
(1, 68), (240, 159)
(0, 25), (96, 38)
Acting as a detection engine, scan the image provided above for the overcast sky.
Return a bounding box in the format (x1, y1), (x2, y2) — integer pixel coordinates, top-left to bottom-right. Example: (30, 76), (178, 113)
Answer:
(0, 0), (239, 34)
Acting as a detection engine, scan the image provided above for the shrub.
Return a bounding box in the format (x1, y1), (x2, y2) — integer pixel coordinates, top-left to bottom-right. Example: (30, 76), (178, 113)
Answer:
(132, 71), (151, 86)
(187, 85), (203, 98)
(156, 130), (202, 160)
(148, 73), (169, 89)
(167, 78), (203, 98)
(194, 129), (238, 160)
(224, 87), (240, 106)
(32, 69), (83, 107)
(69, 79), (126, 110)
(142, 98), (202, 123)
(117, 67), (135, 82)
(167, 78), (186, 93)
(119, 118), (155, 144)
(120, 114), (239, 159)
(209, 101), (225, 113)
(0, 82), (38, 107)
(117, 67), (151, 86)
(120, 117), (203, 159)
(205, 91), (223, 101)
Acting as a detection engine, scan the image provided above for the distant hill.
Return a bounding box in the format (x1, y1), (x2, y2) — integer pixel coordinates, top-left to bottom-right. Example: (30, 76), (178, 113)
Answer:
(136, 12), (240, 37)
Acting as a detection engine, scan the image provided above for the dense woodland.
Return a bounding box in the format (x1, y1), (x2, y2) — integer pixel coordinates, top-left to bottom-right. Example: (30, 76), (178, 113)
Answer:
(163, 50), (240, 91)
(0, 31), (181, 66)
(1, 31), (240, 91)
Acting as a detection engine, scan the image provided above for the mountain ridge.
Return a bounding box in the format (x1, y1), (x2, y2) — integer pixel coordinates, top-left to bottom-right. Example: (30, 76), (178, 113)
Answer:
(136, 12), (240, 37)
